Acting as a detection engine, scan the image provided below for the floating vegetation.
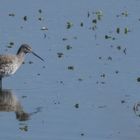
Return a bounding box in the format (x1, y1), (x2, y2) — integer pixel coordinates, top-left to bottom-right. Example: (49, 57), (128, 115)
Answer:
(37, 73), (41, 76)
(87, 10), (103, 31)
(58, 81), (63, 84)
(28, 61), (33, 64)
(7, 46), (12, 48)
(57, 52), (64, 58)
(98, 105), (107, 108)
(53, 100), (60, 105)
(107, 56), (112, 61)
(41, 26), (48, 31)
(38, 9), (42, 14)
(38, 9), (43, 21)
(62, 38), (68, 41)
(19, 125), (28, 132)
(137, 77), (140, 82)
(117, 46), (121, 50)
(43, 33), (46, 38)
(105, 34), (115, 40)
(121, 100), (125, 104)
(116, 27), (120, 34)
(8, 13), (15, 17)
(91, 20), (97, 30)
(116, 46), (127, 55)
(80, 22), (84, 27)
(23, 16), (28, 21)
(66, 45), (72, 50)
(115, 27), (130, 34)
(92, 19), (97, 24)
(124, 27), (130, 34)
(95, 10), (103, 20)
(38, 17), (43, 21)
(105, 35), (112, 39)
(56, 80), (64, 85)
(133, 102), (140, 117)
(22, 95), (27, 98)
(116, 11), (128, 17)
(123, 48), (127, 55)
(100, 73), (106, 78)
(78, 78), (83, 81)
(96, 81), (105, 85)
(115, 70), (119, 74)
(9, 42), (14, 46)
(66, 21), (73, 29)
(80, 133), (84, 136)
(87, 11), (90, 18)
(90, 26), (96, 31)
(101, 81), (105, 84)
(67, 66), (74, 70)
(121, 11), (128, 17)
(74, 103), (79, 108)
(7, 42), (14, 48)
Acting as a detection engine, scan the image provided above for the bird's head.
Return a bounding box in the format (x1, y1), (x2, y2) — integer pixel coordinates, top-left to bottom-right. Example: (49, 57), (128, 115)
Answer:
(17, 44), (44, 61)
(17, 44), (32, 54)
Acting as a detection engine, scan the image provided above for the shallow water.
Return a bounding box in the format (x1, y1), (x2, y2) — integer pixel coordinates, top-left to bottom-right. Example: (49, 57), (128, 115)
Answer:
(0, 0), (140, 139)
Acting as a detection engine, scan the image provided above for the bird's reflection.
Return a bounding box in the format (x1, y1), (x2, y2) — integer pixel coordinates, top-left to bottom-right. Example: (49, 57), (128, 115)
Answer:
(0, 89), (30, 121)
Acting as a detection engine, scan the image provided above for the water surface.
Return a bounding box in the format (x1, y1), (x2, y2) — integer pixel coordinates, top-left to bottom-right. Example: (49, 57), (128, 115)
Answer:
(0, 0), (140, 140)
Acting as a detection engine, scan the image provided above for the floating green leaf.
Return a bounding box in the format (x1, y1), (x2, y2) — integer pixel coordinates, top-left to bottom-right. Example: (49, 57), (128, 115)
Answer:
(66, 22), (73, 29)
(19, 125), (28, 132)
(87, 11), (90, 18)
(137, 77), (140, 82)
(116, 27), (120, 34)
(105, 35), (111, 39)
(62, 38), (68, 41)
(23, 16), (27, 21)
(29, 61), (33, 64)
(74, 103), (79, 108)
(68, 66), (74, 70)
(66, 45), (72, 50)
(38, 9), (42, 14)
(9, 13), (15, 17)
(96, 10), (103, 20)
(121, 11), (128, 17)
(80, 22), (83, 27)
(9, 42), (14, 46)
(92, 19), (97, 24)
(57, 52), (64, 58)
(38, 17), (43, 21)
(124, 27), (129, 34)
(117, 46), (121, 50)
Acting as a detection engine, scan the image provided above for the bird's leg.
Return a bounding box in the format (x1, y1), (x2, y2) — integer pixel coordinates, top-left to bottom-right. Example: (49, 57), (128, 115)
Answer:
(0, 77), (2, 90)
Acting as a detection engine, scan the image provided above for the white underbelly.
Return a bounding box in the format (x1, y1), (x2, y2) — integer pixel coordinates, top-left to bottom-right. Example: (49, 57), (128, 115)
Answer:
(0, 63), (21, 77)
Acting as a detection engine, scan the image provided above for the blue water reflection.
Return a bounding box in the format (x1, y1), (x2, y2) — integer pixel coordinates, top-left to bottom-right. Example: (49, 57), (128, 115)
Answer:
(0, 89), (29, 121)
(0, 0), (140, 140)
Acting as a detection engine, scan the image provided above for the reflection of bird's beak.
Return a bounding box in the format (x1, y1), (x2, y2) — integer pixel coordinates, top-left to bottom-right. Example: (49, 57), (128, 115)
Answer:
(32, 52), (44, 62)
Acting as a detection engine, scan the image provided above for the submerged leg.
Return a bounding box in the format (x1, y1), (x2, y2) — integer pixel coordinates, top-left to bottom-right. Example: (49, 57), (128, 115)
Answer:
(0, 77), (2, 90)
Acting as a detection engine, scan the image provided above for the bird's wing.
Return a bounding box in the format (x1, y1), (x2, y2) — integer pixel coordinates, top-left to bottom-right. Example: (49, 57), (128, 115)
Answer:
(0, 55), (16, 67)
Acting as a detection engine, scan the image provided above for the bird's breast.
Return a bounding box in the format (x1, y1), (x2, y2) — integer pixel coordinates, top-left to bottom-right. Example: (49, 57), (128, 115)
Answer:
(0, 59), (22, 77)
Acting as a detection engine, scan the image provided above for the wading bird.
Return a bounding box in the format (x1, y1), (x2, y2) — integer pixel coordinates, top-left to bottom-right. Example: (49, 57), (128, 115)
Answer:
(0, 44), (44, 89)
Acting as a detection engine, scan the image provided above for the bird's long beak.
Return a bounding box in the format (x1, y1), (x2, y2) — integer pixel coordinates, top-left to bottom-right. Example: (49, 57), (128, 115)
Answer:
(32, 52), (44, 62)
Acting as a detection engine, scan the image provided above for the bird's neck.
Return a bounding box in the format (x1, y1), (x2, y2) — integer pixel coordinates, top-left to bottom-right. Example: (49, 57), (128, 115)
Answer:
(17, 51), (26, 57)
(16, 52), (26, 63)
